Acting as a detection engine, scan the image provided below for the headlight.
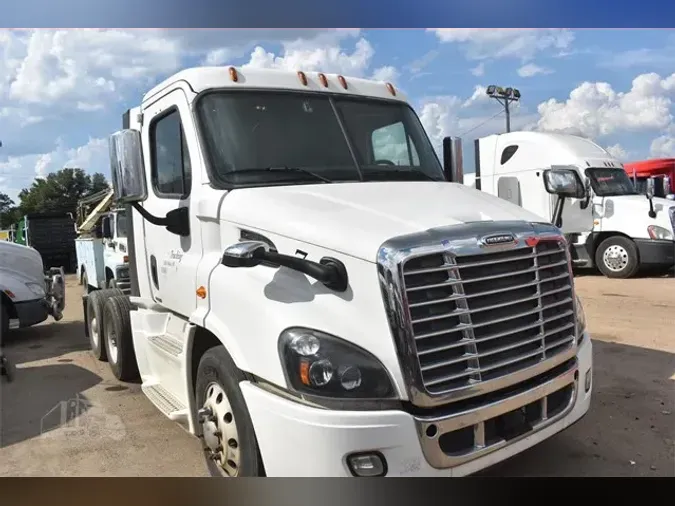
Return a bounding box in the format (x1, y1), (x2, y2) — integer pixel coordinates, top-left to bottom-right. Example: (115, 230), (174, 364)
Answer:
(25, 282), (45, 298)
(278, 328), (396, 399)
(647, 225), (673, 241)
(575, 294), (586, 338)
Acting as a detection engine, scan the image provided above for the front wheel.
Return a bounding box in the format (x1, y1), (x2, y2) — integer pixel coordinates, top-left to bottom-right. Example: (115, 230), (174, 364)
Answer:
(195, 346), (264, 477)
(595, 236), (640, 278)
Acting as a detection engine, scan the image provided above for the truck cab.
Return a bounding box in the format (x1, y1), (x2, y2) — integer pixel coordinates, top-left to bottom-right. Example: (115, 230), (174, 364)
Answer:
(86, 66), (593, 477)
(468, 131), (675, 278)
(624, 158), (675, 200)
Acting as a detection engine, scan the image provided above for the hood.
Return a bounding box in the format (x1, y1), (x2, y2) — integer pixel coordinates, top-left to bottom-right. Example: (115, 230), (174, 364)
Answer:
(605, 194), (675, 226)
(0, 240), (45, 285)
(220, 181), (549, 262)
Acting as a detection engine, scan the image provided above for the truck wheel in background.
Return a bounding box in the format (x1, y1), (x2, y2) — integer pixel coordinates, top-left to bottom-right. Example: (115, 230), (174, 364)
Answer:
(595, 236), (640, 279)
(102, 295), (139, 381)
(195, 346), (264, 477)
(82, 272), (90, 294)
(86, 288), (124, 361)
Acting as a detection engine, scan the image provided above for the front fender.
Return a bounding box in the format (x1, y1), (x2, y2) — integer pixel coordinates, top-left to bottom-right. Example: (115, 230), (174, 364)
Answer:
(0, 269), (42, 303)
(202, 248), (408, 398)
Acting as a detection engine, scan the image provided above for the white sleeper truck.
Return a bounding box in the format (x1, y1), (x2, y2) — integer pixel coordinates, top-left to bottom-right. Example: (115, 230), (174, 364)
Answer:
(75, 189), (132, 294)
(85, 66), (593, 477)
(463, 132), (675, 278)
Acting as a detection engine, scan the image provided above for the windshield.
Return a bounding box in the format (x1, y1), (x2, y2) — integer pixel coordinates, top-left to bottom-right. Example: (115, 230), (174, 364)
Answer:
(116, 211), (127, 238)
(196, 91), (444, 186)
(585, 167), (638, 197)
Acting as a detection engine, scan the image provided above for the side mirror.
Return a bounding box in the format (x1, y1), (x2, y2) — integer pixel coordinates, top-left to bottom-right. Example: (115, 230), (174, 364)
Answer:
(646, 177), (655, 199)
(543, 169), (585, 199)
(442, 136), (463, 183)
(579, 177), (592, 209)
(221, 241), (270, 268)
(109, 129), (147, 204)
(101, 217), (113, 239)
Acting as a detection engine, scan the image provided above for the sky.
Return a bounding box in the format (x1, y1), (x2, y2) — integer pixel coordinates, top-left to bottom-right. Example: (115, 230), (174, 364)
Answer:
(2, 28), (675, 201)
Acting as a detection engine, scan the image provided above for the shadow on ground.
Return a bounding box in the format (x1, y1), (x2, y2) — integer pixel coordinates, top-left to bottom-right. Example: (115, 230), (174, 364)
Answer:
(480, 339), (675, 477)
(0, 362), (102, 448)
(3, 320), (90, 365)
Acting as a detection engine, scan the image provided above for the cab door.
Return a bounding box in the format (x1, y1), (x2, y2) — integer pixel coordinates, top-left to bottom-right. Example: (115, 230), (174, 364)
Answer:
(138, 88), (202, 316)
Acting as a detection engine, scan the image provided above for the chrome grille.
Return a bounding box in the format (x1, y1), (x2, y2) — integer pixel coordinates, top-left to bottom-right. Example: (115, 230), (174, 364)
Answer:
(402, 237), (575, 396)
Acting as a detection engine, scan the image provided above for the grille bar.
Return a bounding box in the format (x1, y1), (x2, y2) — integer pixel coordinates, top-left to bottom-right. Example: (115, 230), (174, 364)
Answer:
(402, 236), (576, 396)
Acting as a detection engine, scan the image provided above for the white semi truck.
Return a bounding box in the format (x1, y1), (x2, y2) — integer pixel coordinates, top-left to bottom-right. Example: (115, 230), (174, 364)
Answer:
(85, 66), (593, 477)
(462, 132), (675, 278)
(75, 189), (132, 294)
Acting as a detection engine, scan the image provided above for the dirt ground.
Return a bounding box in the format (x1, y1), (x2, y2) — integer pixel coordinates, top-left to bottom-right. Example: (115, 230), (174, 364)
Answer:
(1, 272), (673, 477)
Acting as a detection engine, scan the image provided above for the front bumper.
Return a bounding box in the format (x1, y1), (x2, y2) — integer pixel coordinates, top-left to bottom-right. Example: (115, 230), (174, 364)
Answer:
(635, 238), (675, 267)
(243, 335), (593, 477)
(13, 298), (50, 328)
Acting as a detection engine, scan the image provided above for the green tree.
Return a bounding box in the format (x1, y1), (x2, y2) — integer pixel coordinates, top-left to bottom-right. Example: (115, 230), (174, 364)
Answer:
(0, 192), (19, 229)
(17, 168), (109, 216)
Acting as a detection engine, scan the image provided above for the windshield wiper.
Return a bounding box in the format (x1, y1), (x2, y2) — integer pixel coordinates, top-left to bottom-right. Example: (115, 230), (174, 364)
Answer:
(362, 168), (442, 182)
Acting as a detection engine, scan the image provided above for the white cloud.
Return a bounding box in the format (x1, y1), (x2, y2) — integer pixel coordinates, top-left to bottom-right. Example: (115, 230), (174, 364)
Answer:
(243, 37), (374, 76)
(517, 63), (553, 78)
(650, 134), (675, 157)
(428, 29), (574, 62)
(0, 137), (109, 201)
(371, 65), (399, 83)
(470, 62), (485, 77)
(605, 143), (630, 160)
(535, 72), (675, 138)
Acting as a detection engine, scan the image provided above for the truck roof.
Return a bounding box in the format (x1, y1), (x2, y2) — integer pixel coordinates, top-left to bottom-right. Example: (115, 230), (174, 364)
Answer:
(143, 66), (407, 105)
(483, 131), (617, 163)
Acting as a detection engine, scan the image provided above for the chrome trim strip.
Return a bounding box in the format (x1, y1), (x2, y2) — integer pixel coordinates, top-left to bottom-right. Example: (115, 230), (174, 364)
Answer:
(377, 220), (580, 408)
(414, 358), (578, 468)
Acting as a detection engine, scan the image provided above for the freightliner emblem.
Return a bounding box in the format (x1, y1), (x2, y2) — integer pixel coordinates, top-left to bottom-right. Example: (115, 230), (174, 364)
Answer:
(480, 233), (517, 247)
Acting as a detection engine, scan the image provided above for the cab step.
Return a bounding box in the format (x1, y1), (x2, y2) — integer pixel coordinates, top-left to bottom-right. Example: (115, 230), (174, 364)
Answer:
(142, 383), (188, 423)
(148, 333), (183, 357)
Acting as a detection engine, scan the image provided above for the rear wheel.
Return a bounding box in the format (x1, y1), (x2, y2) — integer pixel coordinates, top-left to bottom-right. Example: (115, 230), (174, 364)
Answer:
(595, 236), (640, 279)
(102, 295), (139, 381)
(86, 288), (124, 361)
(195, 346), (264, 477)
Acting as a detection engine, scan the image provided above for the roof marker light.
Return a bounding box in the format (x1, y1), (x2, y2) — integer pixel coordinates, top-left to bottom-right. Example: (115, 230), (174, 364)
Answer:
(337, 75), (348, 90)
(386, 83), (396, 96)
(297, 71), (308, 86)
(318, 73), (328, 87)
(228, 67), (238, 82)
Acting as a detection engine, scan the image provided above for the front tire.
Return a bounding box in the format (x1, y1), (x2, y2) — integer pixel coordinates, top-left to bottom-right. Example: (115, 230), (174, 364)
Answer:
(195, 346), (264, 477)
(595, 236), (639, 278)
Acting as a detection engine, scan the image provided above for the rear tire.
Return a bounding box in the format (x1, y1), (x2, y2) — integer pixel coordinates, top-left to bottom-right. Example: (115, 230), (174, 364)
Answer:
(86, 288), (124, 361)
(595, 236), (639, 278)
(195, 346), (264, 477)
(102, 295), (139, 381)
(82, 272), (90, 294)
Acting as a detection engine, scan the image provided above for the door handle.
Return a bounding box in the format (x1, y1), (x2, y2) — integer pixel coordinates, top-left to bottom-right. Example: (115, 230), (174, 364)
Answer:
(150, 255), (159, 289)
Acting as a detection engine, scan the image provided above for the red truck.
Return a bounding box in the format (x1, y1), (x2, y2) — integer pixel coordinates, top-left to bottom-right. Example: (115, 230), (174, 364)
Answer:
(624, 158), (675, 199)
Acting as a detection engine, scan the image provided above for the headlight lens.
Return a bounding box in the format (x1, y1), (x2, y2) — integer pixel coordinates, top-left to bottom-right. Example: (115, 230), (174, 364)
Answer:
(25, 281), (45, 297)
(278, 328), (396, 399)
(575, 294), (586, 338)
(647, 225), (673, 241)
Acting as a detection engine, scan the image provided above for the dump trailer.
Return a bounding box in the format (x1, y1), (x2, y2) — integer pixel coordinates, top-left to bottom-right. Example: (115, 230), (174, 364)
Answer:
(83, 66), (593, 477)
(75, 189), (131, 294)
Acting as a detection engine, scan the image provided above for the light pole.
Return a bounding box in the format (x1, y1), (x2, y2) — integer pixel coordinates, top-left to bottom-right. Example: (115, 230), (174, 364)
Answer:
(486, 85), (521, 133)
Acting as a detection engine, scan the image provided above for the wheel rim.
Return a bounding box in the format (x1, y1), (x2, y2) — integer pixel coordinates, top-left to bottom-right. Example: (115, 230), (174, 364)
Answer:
(107, 327), (119, 364)
(90, 317), (100, 348)
(199, 382), (241, 477)
(603, 245), (629, 272)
